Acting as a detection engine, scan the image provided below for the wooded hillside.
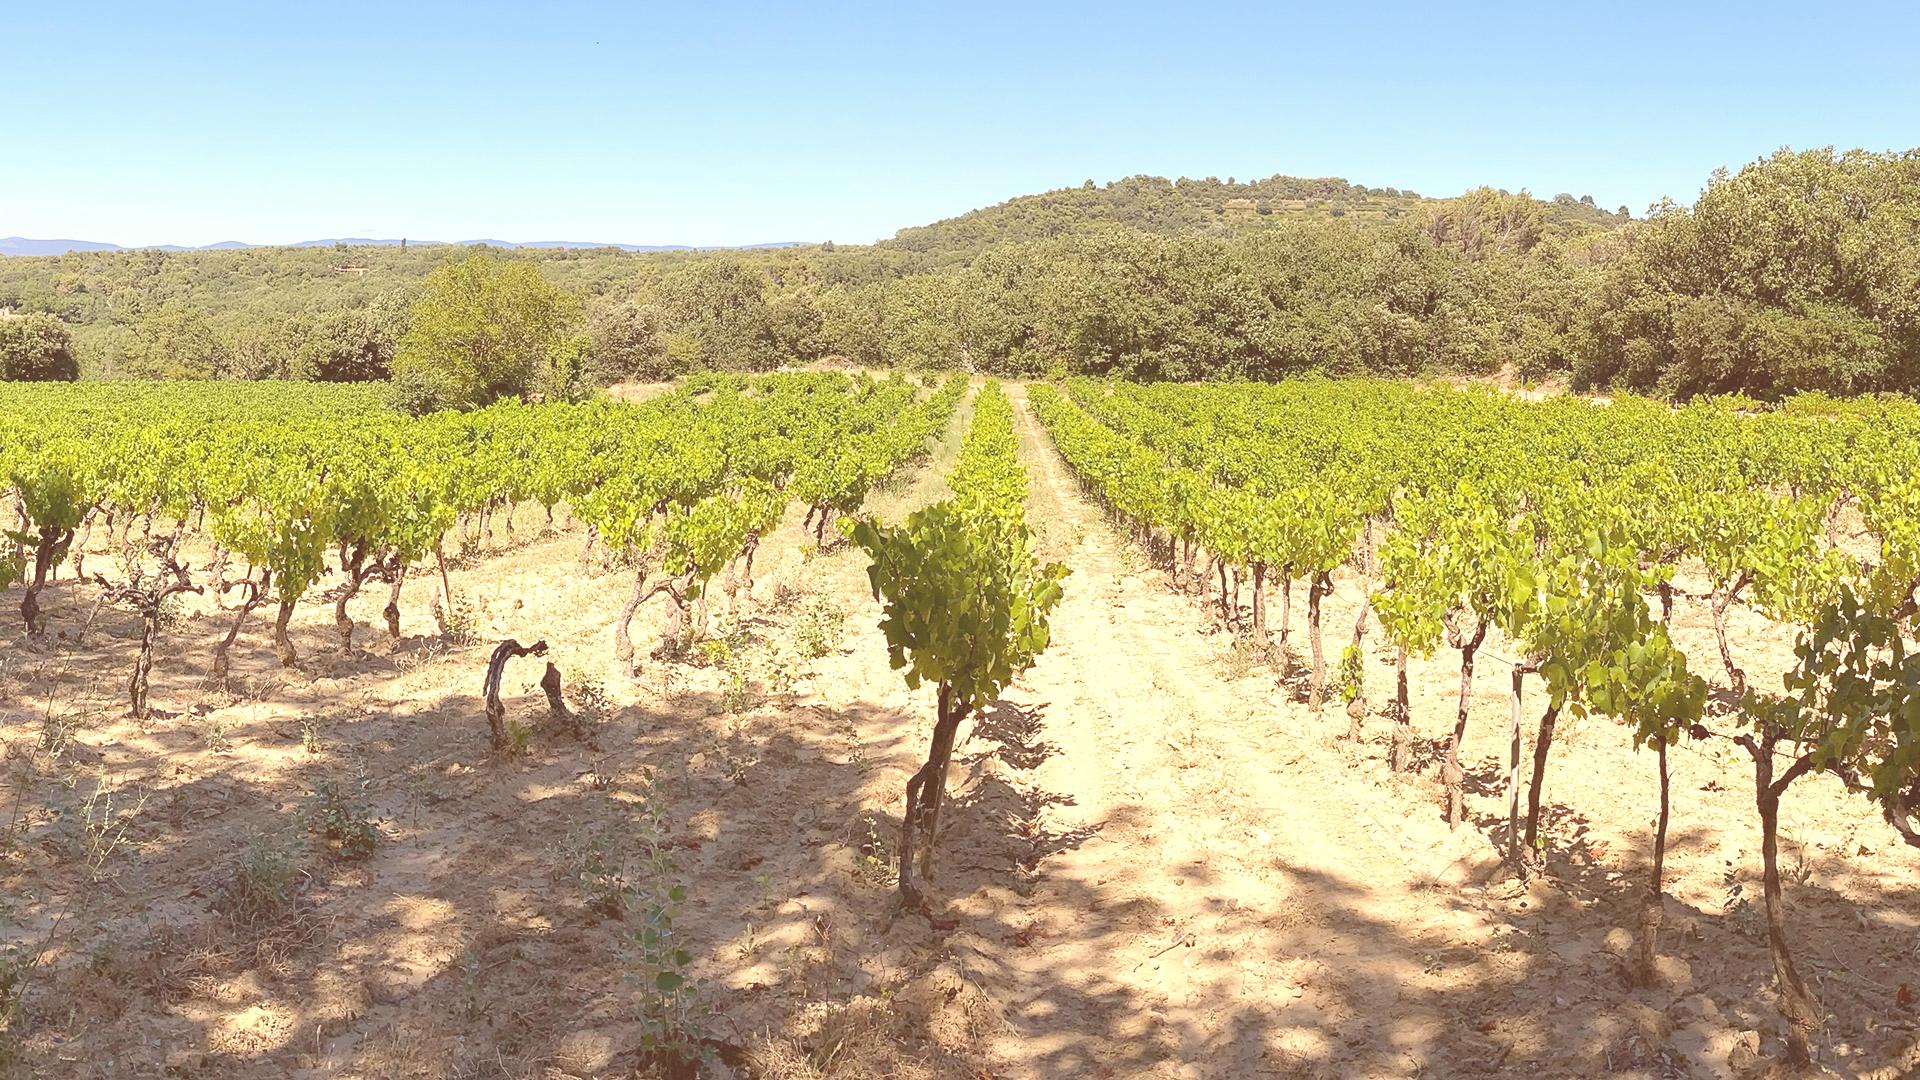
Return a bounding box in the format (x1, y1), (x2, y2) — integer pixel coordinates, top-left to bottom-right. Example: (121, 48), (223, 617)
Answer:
(4, 148), (1917, 400)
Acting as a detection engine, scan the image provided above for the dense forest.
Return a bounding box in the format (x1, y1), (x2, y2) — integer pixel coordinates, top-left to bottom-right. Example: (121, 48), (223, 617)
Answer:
(2, 146), (1916, 399)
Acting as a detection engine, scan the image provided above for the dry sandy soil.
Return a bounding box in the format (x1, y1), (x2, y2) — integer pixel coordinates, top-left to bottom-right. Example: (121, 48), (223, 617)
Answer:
(1, 385), (1917, 1079)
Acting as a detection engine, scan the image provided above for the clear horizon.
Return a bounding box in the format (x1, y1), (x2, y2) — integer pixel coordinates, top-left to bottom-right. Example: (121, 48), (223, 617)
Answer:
(6, 0), (1919, 248)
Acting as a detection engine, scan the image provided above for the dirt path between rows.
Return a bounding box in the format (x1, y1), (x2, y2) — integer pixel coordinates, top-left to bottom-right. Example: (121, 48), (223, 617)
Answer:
(976, 386), (1496, 1077)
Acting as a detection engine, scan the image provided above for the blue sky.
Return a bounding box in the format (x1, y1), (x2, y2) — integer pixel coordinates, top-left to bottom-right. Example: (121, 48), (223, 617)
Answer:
(4, 1), (1917, 247)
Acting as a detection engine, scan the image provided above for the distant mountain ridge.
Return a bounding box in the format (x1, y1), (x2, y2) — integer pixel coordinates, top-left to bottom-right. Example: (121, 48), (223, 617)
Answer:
(4, 171), (1626, 260)
(0, 236), (811, 257)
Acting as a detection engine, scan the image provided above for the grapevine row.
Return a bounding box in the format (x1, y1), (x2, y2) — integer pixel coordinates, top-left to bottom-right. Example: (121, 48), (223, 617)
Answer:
(0, 373), (965, 688)
(1032, 377), (1920, 1063)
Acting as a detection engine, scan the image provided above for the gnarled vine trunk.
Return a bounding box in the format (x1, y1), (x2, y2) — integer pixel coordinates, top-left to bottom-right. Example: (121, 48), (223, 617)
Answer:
(739, 537), (757, 616)
(1442, 620), (1488, 828)
(1505, 659), (1540, 867)
(1344, 590), (1373, 742)
(1388, 647), (1412, 771)
(1711, 574), (1750, 697)
(9, 498), (27, 564)
(209, 544), (230, 610)
(432, 539), (454, 636)
(1306, 572), (1329, 713)
(273, 596), (299, 668)
(1279, 566), (1292, 645)
(21, 525), (76, 636)
(1249, 562), (1268, 648)
(613, 566), (649, 667)
(482, 638), (548, 754)
(71, 506), (99, 580)
(653, 570), (698, 659)
(129, 580), (201, 719)
(383, 556), (405, 639)
(577, 524), (599, 575)
(725, 535), (759, 620)
(539, 659), (592, 744)
(96, 557), (200, 717)
(1217, 559), (1231, 626)
(1638, 741), (1670, 985)
(899, 682), (964, 906)
(131, 613), (160, 717)
(334, 540), (373, 655)
(1521, 702), (1562, 873)
(1747, 733), (1822, 1065)
(211, 573), (271, 684)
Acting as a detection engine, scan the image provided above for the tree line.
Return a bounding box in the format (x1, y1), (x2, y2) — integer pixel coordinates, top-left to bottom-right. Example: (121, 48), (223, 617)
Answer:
(1, 146), (1915, 400)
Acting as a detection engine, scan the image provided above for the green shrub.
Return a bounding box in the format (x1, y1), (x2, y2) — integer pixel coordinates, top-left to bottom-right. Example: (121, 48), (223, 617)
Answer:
(303, 773), (379, 860)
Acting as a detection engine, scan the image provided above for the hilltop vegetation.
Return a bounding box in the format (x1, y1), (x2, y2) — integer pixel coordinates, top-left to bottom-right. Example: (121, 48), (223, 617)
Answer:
(883, 173), (1624, 259)
(2, 147), (1918, 398)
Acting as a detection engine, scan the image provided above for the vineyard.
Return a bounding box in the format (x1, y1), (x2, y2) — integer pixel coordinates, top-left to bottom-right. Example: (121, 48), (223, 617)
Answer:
(0, 372), (963, 681)
(1028, 378), (1920, 1070)
(0, 375), (1918, 1077)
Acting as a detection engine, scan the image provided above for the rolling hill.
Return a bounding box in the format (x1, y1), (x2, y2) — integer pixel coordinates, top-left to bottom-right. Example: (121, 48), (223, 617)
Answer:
(883, 173), (1628, 258)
